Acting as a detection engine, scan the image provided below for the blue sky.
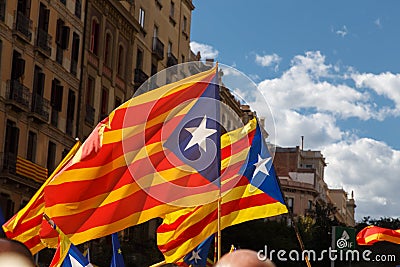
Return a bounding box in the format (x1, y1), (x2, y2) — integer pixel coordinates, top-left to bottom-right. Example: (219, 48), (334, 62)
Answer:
(190, 0), (400, 220)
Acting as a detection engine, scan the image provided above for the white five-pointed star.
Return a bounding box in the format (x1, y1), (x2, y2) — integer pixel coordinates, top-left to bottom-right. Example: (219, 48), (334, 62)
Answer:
(188, 249), (202, 263)
(185, 116), (217, 152)
(253, 155), (271, 175)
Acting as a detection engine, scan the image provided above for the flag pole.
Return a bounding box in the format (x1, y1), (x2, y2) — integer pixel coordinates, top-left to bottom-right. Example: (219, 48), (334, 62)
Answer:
(215, 61), (222, 262)
(149, 260), (166, 267)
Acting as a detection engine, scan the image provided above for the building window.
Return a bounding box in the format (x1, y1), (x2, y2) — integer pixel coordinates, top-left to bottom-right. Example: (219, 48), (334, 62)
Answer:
(11, 51), (25, 81)
(75, 0), (81, 18)
(0, 0), (5, 21)
(66, 89), (75, 136)
(50, 79), (63, 127)
(308, 200), (313, 210)
(151, 63), (157, 76)
(4, 120), (19, 166)
(183, 16), (188, 32)
(153, 25), (158, 38)
(86, 76), (94, 106)
(104, 33), (112, 67)
(60, 0), (66, 5)
(0, 193), (14, 221)
(181, 54), (185, 63)
(85, 76), (95, 126)
(287, 197), (294, 213)
(32, 66), (45, 97)
(115, 97), (122, 109)
(168, 41), (172, 54)
(17, 0), (31, 17)
(170, 1), (174, 18)
(56, 19), (70, 64)
(138, 8), (145, 28)
(136, 48), (143, 70)
(70, 33), (80, 75)
(100, 88), (108, 120)
(47, 141), (56, 174)
(0, 40), (2, 73)
(117, 45), (124, 76)
(38, 4), (49, 32)
(27, 131), (37, 162)
(90, 19), (100, 55)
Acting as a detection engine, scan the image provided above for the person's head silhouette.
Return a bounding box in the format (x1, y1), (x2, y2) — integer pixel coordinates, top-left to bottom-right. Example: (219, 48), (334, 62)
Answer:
(215, 249), (276, 267)
(0, 238), (35, 267)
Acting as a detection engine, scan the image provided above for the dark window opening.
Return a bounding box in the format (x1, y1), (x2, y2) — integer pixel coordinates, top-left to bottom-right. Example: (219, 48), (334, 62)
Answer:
(115, 97), (122, 109)
(117, 45), (124, 76)
(0, 193), (15, 221)
(100, 88), (108, 120)
(27, 131), (37, 162)
(47, 141), (56, 174)
(66, 89), (75, 136)
(50, 79), (63, 127)
(90, 19), (100, 55)
(104, 33), (112, 67)
(75, 0), (81, 18)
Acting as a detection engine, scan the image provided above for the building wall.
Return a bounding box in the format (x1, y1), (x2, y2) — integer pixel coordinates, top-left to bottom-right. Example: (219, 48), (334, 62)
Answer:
(274, 146), (356, 226)
(0, 0), (85, 220)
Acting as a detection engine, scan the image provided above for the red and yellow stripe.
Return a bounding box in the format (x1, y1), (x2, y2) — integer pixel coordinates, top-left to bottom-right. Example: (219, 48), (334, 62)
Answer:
(16, 157), (48, 183)
(41, 67), (218, 246)
(357, 225), (400, 245)
(157, 119), (288, 263)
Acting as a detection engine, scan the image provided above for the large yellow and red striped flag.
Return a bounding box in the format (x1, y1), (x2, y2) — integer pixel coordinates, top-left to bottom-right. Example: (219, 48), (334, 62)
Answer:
(3, 66), (221, 252)
(2, 142), (81, 254)
(38, 66), (222, 246)
(157, 119), (288, 263)
(357, 225), (400, 245)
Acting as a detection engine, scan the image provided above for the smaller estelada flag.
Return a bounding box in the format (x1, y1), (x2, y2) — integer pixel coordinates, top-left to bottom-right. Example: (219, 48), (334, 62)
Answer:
(111, 232), (125, 267)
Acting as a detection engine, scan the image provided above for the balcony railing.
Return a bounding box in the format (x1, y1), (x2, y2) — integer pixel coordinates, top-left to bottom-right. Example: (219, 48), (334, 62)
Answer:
(167, 52), (178, 67)
(36, 28), (52, 56)
(31, 94), (50, 122)
(134, 68), (149, 85)
(152, 37), (164, 60)
(85, 104), (95, 126)
(15, 11), (32, 41)
(6, 80), (31, 110)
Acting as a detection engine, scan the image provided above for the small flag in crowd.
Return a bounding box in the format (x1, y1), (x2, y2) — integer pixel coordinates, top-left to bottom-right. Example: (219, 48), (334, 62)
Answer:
(110, 233), (125, 267)
(183, 235), (214, 266)
(47, 217), (92, 267)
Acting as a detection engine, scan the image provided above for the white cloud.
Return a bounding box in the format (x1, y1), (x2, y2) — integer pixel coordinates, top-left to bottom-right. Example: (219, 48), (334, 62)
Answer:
(352, 72), (400, 116)
(256, 51), (377, 122)
(190, 41), (219, 60)
(374, 18), (382, 28)
(336, 25), (348, 37)
(233, 50), (400, 220)
(323, 138), (400, 219)
(255, 53), (282, 70)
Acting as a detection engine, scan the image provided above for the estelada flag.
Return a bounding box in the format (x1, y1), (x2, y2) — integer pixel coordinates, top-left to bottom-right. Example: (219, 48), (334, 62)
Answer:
(41, 66), (220, 247)
(157, 119), (288, 263)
